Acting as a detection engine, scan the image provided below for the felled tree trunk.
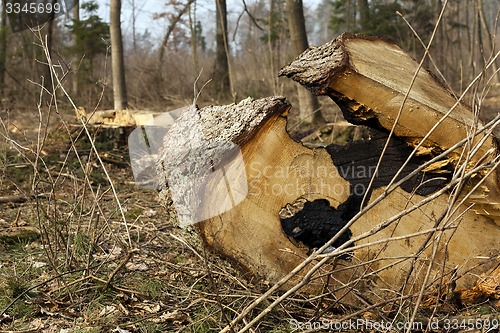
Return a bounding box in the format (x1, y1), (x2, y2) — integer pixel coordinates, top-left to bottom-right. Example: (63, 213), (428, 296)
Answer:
(157, 33), (499, 303)
(279, 32), (499, 221)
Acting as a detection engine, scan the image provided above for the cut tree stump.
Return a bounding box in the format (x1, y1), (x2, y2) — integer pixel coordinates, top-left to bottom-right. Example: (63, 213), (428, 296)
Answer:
(279, 33), (499, 221)
(74, 108), (175, 152)
(77, 108), (165, 127)
(157, 34), (499, 304)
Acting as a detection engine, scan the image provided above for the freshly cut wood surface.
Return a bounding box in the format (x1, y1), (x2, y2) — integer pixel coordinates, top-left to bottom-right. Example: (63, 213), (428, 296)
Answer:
(157, 96), (498, 301)
(156, 35), (498, 303)
(279, 33), (496, 167)
(198, 113), (351, 288)
(156, 97), (293, 226)
(280, 32), (499, 221)
(78, 108), (170, 127)
(352, 187), (499, 293)
(157, 97), (349, 288)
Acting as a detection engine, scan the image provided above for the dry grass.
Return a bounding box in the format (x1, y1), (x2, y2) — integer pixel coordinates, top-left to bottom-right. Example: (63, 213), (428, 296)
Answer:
(0, 30), (310, 333)
(0, 126), (314, 332)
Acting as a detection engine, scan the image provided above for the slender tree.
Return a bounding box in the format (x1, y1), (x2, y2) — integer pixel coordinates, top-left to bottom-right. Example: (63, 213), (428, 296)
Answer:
(0, 0), (7, 94)
(188, 1), (199, 74)
(285, 0), (323, 123)
(71, 1), (79, 95)
(158, 0), (196, 63)
(130, 0), (137, 53)
(42, 0), (58, 91)
(110, 0), (127, 110)
(267, 0), (285, 95)
(213, 0), (231, 100)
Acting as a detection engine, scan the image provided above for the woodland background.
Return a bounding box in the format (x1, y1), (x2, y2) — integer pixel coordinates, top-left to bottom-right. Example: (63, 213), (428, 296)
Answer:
(0, 0), (498, 116)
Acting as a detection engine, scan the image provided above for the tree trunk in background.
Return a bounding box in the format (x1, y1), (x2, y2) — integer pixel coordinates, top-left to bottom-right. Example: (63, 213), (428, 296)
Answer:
(71, 2), (79, 95)
(188, 2), (199, 75)
(42, 1), (55, 92)
(0, 0), (7, 94)
(477, 0), (499, 83)
(285, 0), (323, 124)
(213, 0), (231, 100)
(357, 0), (369, 31)
(131, 0), (137, 53)
(345, 0), (357, 34)
(268, 0), (284, 95)
(110, 0), (128, 110)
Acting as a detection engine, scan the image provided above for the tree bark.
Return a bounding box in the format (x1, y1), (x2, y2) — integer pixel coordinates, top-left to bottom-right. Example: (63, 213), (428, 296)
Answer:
(131, 0), (136, 53)
(42, 0), (56, 92)
(0, 0), (6, 94)
(157, 34), (499, 302)
(188, 1), (199, 74)
(71, 1), (79, 95)
(357, 0), (369, 31)
(110, 0), (127, 110)
(213, 0), (231, 100)
(285, 0), (323, 124)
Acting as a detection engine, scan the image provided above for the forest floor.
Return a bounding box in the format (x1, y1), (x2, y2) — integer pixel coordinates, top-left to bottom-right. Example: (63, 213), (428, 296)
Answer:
(0, 102), (291, 333)
(0, 97), (498, 333)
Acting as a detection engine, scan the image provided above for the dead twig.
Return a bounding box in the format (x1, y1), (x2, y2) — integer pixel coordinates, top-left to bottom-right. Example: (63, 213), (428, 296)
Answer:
(102, 248), (138, 292)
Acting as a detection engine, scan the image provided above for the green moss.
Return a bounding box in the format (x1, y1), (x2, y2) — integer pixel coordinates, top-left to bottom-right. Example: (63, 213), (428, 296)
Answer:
(137, 321), (168, 333)
(0, 227), (40, 246)
(124, 207), (143, 220)
(74, 232), (92, 259)
(141, 279), (166, 300)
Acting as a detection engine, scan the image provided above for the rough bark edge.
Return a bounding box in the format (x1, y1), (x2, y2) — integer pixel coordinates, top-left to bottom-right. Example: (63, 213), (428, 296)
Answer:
(278, 32), (453, 98)
(158, 96), (291, 179)
(279, 32), (499, 191)
(278, 33), (389, 93)
(156, 96), (289, 179)
(155, 96), (291, 215)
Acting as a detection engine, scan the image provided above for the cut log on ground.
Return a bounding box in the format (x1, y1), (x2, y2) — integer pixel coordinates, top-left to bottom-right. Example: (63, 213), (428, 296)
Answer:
(73, 108), (176, 156)
(156, 34), (499, 306)
(77, 108), (173, 127)
(279, 32), (499, 221)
